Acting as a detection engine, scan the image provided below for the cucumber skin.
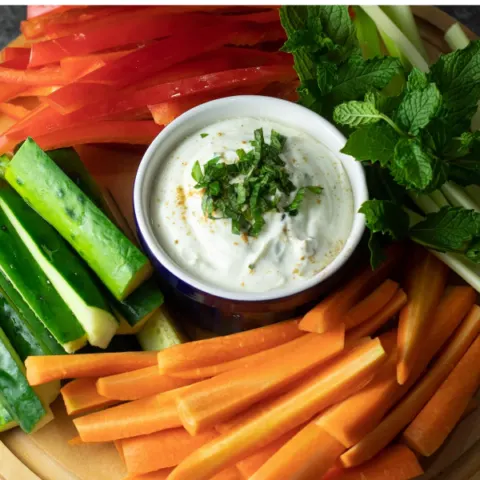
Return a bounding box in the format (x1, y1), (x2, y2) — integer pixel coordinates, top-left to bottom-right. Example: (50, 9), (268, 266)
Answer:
(0, 327), (47, 433)
(0, 272), (64, 356)
(0, 185), (112, 314)
(48, 147), (163, 326)
(0, 403), (15, 432)
(0, 204), (85, 350)
(7, 139), (152, 300)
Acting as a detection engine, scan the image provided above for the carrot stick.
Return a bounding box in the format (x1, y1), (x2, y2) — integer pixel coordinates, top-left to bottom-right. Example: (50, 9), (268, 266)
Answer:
(167, 339), (386, 480)
(340, 304), (480, 468)
(250, 419), (345, 480)
(73, 386), (191, 442)
(176, 327), (345, 434)
(157, 319), (303, 374)
(97, 367), (195, 401)
(403, 335), (480, 456)
(347, 289), (407, 341)
(462, 398), (479, 419)
(169, 333), (319, 381)
(121, 427), (218, 474)
(115, 439), (125, 463)
(318, 330), (399, 448)
(25, 352), (158, 386)
(126, 467), (241, 480)
(235, 427), (302, 479)
(323, 445), (423, 480)
(344, 279), (399, 329)
(61, 378), (117, 416)
(324, 287), (476, 449)
(298, 244), (403, 334)
(397, 251), (449, 385)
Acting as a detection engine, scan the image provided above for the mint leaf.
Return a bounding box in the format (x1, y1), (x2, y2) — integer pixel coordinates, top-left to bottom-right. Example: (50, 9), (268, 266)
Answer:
(333, 101), (383, 127)
(430, 40), (480, 133)
(390, 138), (435, 191)
(466, 238), (480, 263)
(359, 199), (410, 240)
(365, 164), (406, 204)
(191, 161), (203, 183)
(317, 61), (338, 95)
(200, 133), (209, 138)
(329, 55), (403, 104)
(395, 83), (442, 135)
(426, 155), (449, 193)
(365, 90), (403, 115)
(368, 231), (387, 270)
(449, 157), (480, 186)
(406, 68), (428, 91)
(279, 5), (308, 36)
(410, 206), (480, 253)
(285, 186), (322, 216)
(341, 123), (399, 166)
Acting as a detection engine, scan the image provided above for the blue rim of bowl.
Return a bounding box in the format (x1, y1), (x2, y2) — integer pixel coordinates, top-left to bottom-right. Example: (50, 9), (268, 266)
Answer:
(134, 95), (368, 302)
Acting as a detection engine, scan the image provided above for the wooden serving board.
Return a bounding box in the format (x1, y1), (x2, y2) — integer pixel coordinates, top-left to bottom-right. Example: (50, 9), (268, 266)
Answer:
(1, 6), (480, 480)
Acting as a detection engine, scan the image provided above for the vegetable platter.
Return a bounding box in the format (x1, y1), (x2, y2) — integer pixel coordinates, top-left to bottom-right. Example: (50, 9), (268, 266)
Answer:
(0, 4), (480, 480)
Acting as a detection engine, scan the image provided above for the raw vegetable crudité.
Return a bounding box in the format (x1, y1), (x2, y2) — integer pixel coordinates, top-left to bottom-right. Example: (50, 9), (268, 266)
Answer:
(0, 5), (480, 480)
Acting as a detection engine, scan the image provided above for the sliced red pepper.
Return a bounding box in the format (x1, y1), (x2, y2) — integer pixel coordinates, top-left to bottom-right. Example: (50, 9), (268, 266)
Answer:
(27, 6), (84, 20)
(223, 10), (280, 23)
(0, 65), (65, 85)
(44, 21), (286, 113)
(149, 85), (265, 125)
(2, 47), (30, 62)
(61, 49), (135, 82)
(17, 85), (61, 97)
(2, 64), (296, 150)
(30, 120), (163, 151)
(1, 56), (30, 70)
(0, 83), (28, 102)
(0, 103), (30, 120)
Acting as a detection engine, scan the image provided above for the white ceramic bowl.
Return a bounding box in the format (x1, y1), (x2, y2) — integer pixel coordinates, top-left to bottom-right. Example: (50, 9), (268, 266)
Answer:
(134, 95), (368, 327)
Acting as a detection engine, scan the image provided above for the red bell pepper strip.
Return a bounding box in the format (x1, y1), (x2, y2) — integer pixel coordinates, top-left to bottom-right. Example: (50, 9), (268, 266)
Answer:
(0, 65), (65, 85)
(61, 49), (135, 82)
(17, 85), (61, 97)
(29, 11), (250, 68)
(44, 21), (286, 113)
(149, 85), (265, 126)
(0, 103), (30, 121)
(23, 120), (163, 152)
(27, 6), (84, 20)
(7, 64), (295, 146)
(1, 56), (30, 70)
(2, 47), (30, 62)
(0, 84), (28, 103)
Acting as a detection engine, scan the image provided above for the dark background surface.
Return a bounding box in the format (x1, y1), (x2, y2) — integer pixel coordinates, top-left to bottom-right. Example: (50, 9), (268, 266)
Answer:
(0, 6), (479, 49)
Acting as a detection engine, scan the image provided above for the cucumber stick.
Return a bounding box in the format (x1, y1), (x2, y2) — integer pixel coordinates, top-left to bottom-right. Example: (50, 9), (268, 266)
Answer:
(47, 147), (164, 330)
(0, 204), (86, 353)
(6, 139), (153, 300)
(137, 307), (187, 351)
(0, 270), (64, 356)
(0, 326), (50, 433)
(0, 184), (118, 348)
(0, 403), (15, 432)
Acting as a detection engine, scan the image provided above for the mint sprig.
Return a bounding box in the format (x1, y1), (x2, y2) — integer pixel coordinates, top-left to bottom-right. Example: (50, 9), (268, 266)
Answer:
(192, 129), (322, 237)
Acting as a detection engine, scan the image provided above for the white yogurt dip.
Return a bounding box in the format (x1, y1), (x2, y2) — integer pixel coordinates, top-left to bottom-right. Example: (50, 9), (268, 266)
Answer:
(150, 117), (354, 293)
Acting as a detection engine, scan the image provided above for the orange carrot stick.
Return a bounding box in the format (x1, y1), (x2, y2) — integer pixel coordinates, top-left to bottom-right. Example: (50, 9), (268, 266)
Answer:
(318, 330), (399, 448)
(344, 279), (399, 329)
(73, 385), (191, 442)
(463, 398), (479, 419)
(324, 286), (476, 449)
(298, 244), (403, 334)
(61, 378), (116, 416)
(126, 467), (241, 480)
(176, 327), (345, 434)
(167, 339), (386, 480)
(347, 289), (407, 341)
(25, 352), (158, 386)
(235, 427), (302, 479)
(397, 251), (449, 385)
(403, 335), (480, 456)
(169, 333), (321, 381)
(97, 367), (195, 401)
(323, 445), (423, 480)
(121, 428), (218, 474)
(250, 419), (345, 480)
(340, 304), (480, 468)
(157, 319), (303, 374)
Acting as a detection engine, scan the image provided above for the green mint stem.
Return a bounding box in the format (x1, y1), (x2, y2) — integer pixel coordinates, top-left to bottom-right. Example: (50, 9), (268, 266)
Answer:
(380, 114), (407, 137)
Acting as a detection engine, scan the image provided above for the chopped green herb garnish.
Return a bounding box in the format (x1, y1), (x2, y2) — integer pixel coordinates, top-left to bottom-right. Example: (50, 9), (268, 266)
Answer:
(200, 133), (209, 138)
(192, 128), (322, 237)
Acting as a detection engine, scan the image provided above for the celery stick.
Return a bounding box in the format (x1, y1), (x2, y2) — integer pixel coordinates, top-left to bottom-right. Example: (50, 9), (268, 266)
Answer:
(429, 190), (450, 209)
(466, 186), (480, 208)
(441, 182), (480, 211)
(381, 6), (429, 61)
(408, 192), (440, 214)
(406, 207), (480, 293)
(361, 6), (429, 72)
(353, 6), (382, 59)
(445, 23), (470, 51)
